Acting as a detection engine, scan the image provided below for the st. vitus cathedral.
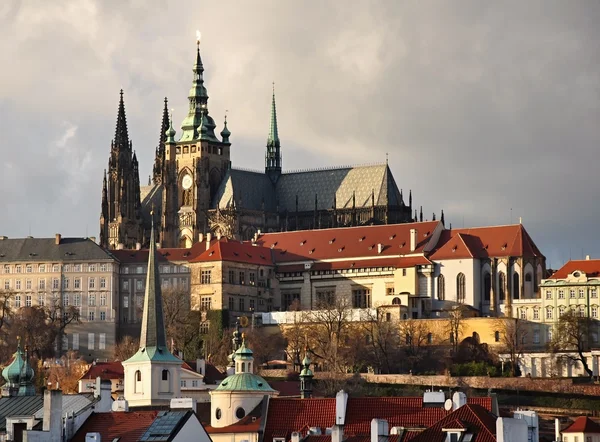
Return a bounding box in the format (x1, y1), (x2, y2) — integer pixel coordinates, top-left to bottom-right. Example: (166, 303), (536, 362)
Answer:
(100, 38), (428, 249)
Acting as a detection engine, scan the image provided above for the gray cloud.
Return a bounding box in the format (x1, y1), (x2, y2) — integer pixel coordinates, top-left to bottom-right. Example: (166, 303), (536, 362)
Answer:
(1, 0), (599, 268)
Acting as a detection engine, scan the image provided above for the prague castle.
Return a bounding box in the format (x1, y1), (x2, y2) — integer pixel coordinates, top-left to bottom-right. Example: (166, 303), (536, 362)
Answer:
(100, 37), (421, 250)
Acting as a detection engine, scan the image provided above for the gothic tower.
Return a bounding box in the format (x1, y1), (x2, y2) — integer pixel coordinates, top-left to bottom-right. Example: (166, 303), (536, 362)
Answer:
(152, 97), (170, 185)
(160, 37), (232, 248)
(100, 90), (143, 249)
(265, 85), (281, 184)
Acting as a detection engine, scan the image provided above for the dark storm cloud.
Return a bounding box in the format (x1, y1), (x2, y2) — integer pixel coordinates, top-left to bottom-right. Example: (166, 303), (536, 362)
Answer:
(1, 0), (599, 267)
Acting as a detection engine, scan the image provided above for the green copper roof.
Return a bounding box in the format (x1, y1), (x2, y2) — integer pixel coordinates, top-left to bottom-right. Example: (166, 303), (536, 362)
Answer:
(2, 340), (36, 396)
(268, 87), (280, 146)
(300, 354), (313, 378)
(166, 111), (176, 144)
(180, 43), (212, 142)
(125, 217), (180, 365)
(215, 373), (275, 392)
(234, 339), (253, 361)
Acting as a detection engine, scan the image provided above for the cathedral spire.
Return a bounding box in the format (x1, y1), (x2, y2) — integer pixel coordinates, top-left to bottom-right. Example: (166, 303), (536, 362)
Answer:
(153, 98), (170, 185)
(180, 34), (211, 142)
(265, 83), (282, 183)
(114, 89), (130, 151)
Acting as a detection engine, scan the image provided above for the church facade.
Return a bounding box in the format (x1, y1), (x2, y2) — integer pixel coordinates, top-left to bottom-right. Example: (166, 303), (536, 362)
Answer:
(100, 38), (418, 250)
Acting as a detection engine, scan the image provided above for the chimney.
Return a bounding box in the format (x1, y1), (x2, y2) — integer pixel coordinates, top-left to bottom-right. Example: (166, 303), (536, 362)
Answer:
(206, 232), (212, 250)
(199, 233), (204, 243)
(409, 229), (417, 252)
(555, 418), (561, 441)
(43, 389), (63, 441)
(135, 242), (141, 250)
(291, 432), (301, 442)
(94, 378), (113, 413)
(196, 358), (206, 375)
(586, 255), (591, 261)
(335, 390), (348, 426)
(55, 233), (61, 245)
(377, 243), (383, 254)
(452, 391), (467, 410)
(170, 398), (197, 410)
(371, 419), (389, 442)
(331, 425), (343, 442)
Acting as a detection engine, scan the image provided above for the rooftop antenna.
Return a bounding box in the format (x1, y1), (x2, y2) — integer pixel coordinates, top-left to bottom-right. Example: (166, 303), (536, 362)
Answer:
(510, 208), (512, 224)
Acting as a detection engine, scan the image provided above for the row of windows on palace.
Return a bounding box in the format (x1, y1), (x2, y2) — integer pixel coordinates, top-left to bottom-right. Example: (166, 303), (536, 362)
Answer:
(1, 263), (190, 275)
(64, 332), (108, 352)
(2, 263), (113, 273)
(199, 268), (272, 286)
(1, 277), (111, 291)
(516, 304), (600, 321)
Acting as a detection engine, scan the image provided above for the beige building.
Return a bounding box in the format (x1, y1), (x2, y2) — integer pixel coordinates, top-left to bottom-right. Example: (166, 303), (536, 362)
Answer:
(189, 236), (278, 323)
(0, 234), (118, 360)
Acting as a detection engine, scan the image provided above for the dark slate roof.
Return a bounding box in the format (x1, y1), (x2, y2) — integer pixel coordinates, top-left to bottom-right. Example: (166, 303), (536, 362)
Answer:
(212, 169), (277, 211)
(139, 410), (193, 441)
(212, 164), (404, 213)
(0, 238), (114, 263)
(0, 395), (44, 431)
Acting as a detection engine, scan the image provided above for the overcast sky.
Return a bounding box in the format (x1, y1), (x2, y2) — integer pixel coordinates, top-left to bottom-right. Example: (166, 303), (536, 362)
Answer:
(1, 1), (599, 268)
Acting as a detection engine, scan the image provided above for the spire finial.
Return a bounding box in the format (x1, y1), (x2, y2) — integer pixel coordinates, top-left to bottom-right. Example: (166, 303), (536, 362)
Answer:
(196, 30), (201, 47)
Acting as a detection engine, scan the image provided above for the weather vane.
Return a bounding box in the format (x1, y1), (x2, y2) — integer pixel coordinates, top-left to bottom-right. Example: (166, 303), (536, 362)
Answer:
(196, 30), (201, 46)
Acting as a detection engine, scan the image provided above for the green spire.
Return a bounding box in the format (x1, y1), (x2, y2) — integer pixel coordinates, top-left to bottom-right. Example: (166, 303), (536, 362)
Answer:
(125, 213), (180, 363)
(220, 113), (231, 144)
(265, 83), (282, 181)
(179, 39), (210, 142)
(299, 349), (313, 399)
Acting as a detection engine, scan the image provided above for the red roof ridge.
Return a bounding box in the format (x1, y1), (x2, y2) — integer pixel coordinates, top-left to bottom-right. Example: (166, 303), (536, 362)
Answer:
(563, 416), (600, 433)
(259, 221), (440, 236)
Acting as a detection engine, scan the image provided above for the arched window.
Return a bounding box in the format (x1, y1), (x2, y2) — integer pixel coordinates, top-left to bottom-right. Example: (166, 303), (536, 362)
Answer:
(513, 273), (520, 299)
(392, 297), (401, 305)
(456, 273), (466, 303)
(483, 273), (491, 302)
(494, 331), (500, 342)
(162, 369), (169, 381)
(134, 370), (142, 394)
(135, 370), (141, 382)
(525, 273), (532, 282)
(438, 275), (445, 301)
(241, 362), (246, 372)
(498, 272), (506, 301)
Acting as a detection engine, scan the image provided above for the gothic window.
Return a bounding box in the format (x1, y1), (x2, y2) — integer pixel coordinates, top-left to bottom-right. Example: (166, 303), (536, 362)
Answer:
(498, 272), (506, 301)
(513, 273), (520, 299)
(438, 274), (445, 301)
(456, 273), (466, 303)
(483, 273), (491, 301)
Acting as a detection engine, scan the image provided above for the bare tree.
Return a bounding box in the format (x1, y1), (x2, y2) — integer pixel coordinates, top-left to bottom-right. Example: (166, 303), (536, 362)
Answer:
(114, 336), (139, 361)
(282, 310), (308, 371)
(550, 309), (595, 377)
(245, 327), (287, 366)
(305, 297), (353, 373)
(399, 319), (431, 372)
(46, 295), (81, 357)
(445, 305), (468, 355)
(9, 306), (57, 359)
(498, 318), (527, 376)
(360, 307), (401, 373)
(0, 290), (14, 332)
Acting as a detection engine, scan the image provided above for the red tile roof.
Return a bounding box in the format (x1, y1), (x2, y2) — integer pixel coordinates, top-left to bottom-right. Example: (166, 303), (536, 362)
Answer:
(111, 242), (206, 263)
(191, 239), (274, 266)
(70, 411), (159, 442)
(78, 361), (124, 381)
(430, 224), (544, 260)
(548, 260), (600, 280)
(185, 360), (227, 384)
(263, 396), (493, 442)
(263, 398), (337, 442)
(256, 221), (441, 263)
(205, 415), (262, 433)
(562, 416), (600, 434)
(410, 404), (497, 442)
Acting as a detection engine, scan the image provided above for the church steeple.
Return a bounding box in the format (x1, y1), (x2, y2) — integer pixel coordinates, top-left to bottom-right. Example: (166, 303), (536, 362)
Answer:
(265, 84), (282, 183)
(153, 98), (170, 185)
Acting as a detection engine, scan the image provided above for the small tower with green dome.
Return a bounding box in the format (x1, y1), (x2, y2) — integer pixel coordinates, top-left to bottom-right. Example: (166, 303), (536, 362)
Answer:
(210, 335), (277, 428)
(299, 350), (314, 399)
(2, 339), (36, 397)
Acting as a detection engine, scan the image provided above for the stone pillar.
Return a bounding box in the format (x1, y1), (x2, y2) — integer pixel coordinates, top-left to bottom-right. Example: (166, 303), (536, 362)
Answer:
(490, 259), (497, 316)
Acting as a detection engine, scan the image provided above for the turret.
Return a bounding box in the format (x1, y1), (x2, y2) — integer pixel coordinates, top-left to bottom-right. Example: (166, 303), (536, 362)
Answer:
(299, 350), (314, 399)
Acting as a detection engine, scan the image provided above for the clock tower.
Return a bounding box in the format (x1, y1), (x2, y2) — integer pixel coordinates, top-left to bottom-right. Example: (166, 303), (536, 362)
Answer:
(160, 36), (232, 248)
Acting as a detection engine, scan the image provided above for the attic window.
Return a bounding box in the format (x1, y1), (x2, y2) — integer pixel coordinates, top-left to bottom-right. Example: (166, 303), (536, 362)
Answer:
(389, 234), (396, 240)
(423, 231), (430, 237)
(246, 253), (252, 258)
(574, 271), (581, 277)
(270, 244), (275, 249)
(300, 240), (306, 246)
(368, 245), (374, 251)
(260, 255), (265, 259)
(28, 253), (36, 257)
(359, 236), (365, 242)
(309, 249), (315, 255)
(501, 243), (507, 250)
(483, 245), (488, 250)
(329, 238), (335, 244)
(338, 247), (345, 252)
(351, 262), (356, 267)
(209, 251), (214, 256)
(400, 242), (406, 248)
(452, 246), (457, 252)
(272, 242), (278, 247)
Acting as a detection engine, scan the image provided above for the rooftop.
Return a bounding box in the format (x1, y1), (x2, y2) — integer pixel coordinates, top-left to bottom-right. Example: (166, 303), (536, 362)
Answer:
(562, 416), (600, 434)
(71, 411), (159, 442)
(0, 237), (114, 263)
(547, 259), (600, 280)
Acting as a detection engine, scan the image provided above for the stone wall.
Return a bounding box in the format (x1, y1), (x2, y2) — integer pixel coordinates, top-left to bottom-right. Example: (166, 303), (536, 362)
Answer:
(258, 369), (600, 397)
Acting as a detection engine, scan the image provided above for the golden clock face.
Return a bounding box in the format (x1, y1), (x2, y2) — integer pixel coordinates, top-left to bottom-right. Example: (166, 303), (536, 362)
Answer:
(181, 174), (193, 190)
